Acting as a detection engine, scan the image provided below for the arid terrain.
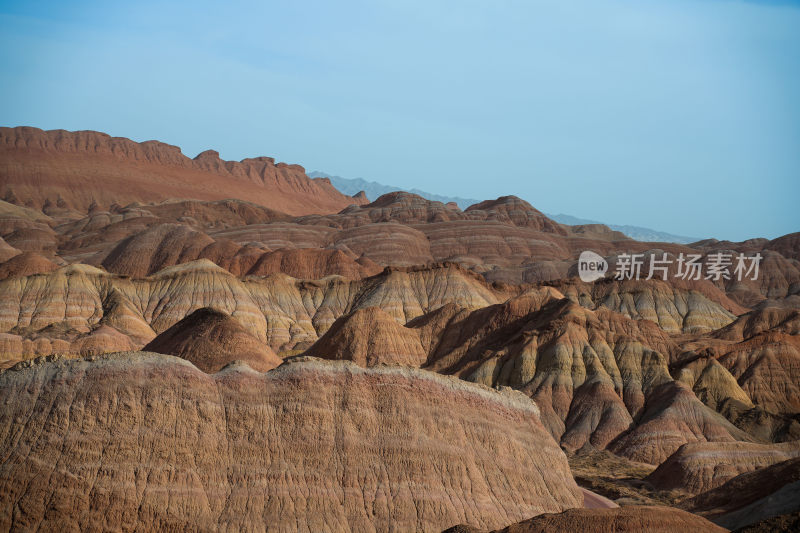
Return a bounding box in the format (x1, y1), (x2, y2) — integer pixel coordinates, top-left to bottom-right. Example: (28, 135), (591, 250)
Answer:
(1, 127), (799, 531)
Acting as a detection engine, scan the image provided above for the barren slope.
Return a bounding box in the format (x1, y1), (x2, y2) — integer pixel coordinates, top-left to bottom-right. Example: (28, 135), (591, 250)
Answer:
(0, 354), (583, 532)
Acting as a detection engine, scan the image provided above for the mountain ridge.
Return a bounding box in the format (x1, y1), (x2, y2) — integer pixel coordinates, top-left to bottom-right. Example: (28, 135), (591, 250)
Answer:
(0, 126), (367, 216)
(312, 170), (701, 243)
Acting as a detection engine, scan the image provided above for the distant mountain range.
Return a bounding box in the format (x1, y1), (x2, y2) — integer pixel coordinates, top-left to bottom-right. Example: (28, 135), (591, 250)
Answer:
(546, 213), (699, 244)
(309, 171), (480, 210)
(311, 171), (700, 244)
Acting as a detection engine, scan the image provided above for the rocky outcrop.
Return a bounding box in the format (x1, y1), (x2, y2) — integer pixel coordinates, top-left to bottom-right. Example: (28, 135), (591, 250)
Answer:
(548, 278), (739, 334)
(464, 196), (567, 234)
(0, 354), (583, 532)
(0, 252), (59, 279)
(412, 289), (745, 463)
(646, 441), (800, 494)
(101, 223), (215, 277)
(715, 304), (800, 342)
(143, 307), (283, 372)
(304, 306), (427, 367)
(69, 324), (137, 355)
(245, 248), (383, 280)
(96, 221), (382, 280)
(1, 227), (57, 256)
(0, 260), (763, 465)
(679, 309), (800, 421)
(0, 126), (365, 215)
(607, 381), (754, 465)
(0, 261), (510, 356)
(718, 335), (800, 417)
(683, 457), (800, 531)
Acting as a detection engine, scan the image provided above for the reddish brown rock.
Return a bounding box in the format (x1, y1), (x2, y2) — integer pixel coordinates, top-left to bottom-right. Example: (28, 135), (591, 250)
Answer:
(69, 324), (136, 355)
(608, 381), (754, 465)
(0, 354), (583, 531)
(304, 306), (427, 367)
(0, 260), (509, 358)
(246, 248), (383, 280)
(143, 307), (282, 372)
(684, 457), (800, 531)
(0, 252), (58, 279)
(715, 333), (800, 416)
(414, 289), (724, 459)
(674, 303), (800, 439)
(647, 441), (800, 495)
(0, 126), (365, 215)
(566, 224), (630, 242)
(101, 223), (216, 277)
(548, 277), (739, 334)
(465, 196), (567, 234)
(1, 227), (57, 256)
(767, 231), (800, 261)
(143, 198), (289, 227)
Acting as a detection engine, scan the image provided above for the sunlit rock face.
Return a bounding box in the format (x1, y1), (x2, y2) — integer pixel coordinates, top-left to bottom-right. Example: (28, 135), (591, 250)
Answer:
(0, 126), (364, 215)
(0, 354), (582, 532)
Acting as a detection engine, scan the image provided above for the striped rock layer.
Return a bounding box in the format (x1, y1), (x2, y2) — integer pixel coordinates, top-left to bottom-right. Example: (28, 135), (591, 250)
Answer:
(0, 354), (582, 532)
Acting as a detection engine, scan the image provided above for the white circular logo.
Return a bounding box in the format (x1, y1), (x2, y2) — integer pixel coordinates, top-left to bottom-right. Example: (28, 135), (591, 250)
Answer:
(578, 250), (608, 282)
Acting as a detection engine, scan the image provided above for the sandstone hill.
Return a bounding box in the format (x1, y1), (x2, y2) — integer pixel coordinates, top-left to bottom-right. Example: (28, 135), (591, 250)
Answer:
(0, 353), (582, 532)
(2, 128), (798, 304)
(0, 127), (365, 215)
(646, 440), (800, 494)
(143, 307), (283, 372)
(1, 125), (800, 530)
(683, 457), (800, 530)
(303, 306), (427, 367)
(0, 258), (796, 468)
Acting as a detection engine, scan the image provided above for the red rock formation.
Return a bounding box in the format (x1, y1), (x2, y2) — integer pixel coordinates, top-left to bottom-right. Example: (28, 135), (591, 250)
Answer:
(684, 457), (800, 531)
(0, 260), (511, 357)
(246, 248), (383, 280)
(143, 307), (282, 372)
(101, 223), (215, 277)
(0, 252), (58, 279)
(2, 125), (800, 502)
(412, 288), (746, 461)
(677, 307), (800, 422)
(1, 227), (57, 255)
(547, 277), (740, 334)
(0, 126), (365, 215)
(607, 381), (754, 465)
(97, 221), (383, 280)
(768, 232), (800, 261)
(647, 440), (800, 494)
(304, 306), (427, 367)
(70, 324), (137, 355)
(465, 196), (567, 234)
(0, 260), (767, 465)
(0, 354), (583, 531)
(714, 303), (800, 341)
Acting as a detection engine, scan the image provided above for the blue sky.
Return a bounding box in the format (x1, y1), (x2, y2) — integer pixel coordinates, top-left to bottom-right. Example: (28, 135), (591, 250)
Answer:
(1, 0), (798, 240)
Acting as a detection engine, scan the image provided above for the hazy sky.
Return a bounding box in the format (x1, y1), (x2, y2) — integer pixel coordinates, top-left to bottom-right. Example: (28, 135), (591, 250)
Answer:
(1, 0), (798, 240)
